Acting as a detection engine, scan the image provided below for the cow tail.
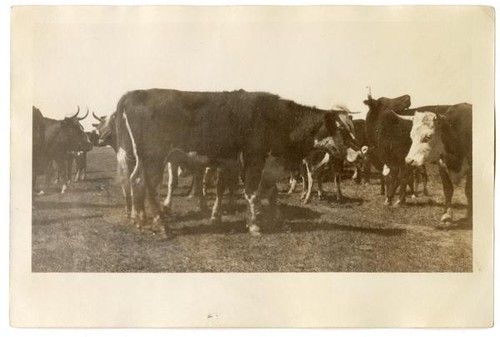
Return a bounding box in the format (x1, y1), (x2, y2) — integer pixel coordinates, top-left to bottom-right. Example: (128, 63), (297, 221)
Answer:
(123, 109), (141, 182)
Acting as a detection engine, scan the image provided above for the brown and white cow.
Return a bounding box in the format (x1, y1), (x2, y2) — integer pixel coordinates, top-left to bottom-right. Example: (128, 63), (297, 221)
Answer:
(405, 103), (472, 225)
(114, 89), (346, 237)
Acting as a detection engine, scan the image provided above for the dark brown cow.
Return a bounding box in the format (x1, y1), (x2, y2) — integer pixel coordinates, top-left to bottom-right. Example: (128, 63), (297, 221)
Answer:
(114, 89), (344, 237)
(33, 106), (93, 194)
(405, 103), (472, 225)
(363, 93), (413, 205)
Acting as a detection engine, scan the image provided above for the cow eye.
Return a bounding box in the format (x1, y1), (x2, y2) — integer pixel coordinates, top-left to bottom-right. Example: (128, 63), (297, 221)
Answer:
(422, 135), (431, 143)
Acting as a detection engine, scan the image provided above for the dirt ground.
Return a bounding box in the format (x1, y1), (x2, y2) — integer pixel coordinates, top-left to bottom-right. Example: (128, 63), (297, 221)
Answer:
(32, 146), (472, 272)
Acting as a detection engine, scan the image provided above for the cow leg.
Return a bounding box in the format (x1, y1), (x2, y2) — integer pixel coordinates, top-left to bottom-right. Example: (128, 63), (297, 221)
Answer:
(407, 167), (416, 199)
(384, 165), (396, 205)
(287, 174), (298, 194)
(162, 162), (175, 214)
(303, 161), (314, 204)
(379, 174), (385, 196)
(352, 164), (362, 184)
(194, 169), (209, 213)
(438, 161), (454, 224)
(188, 173), (199, 198)
(117, 149), (133, 218)
(267, 184), (281, 225)
(130, 166), (147, 230)
(203, 167), (216, 197)
(362, 161), (371, 185)
(60, 158), (71, 194)
(210, 168), (226, 225)
(299, 163), (308, 200)
(243, 156), (265, 236)
(422, 167), (429, 196)
(395, 165), (408, 206)
(465, 171), (472, 221)
(317, 175), (325, 200)
(145, 160), (167, 238)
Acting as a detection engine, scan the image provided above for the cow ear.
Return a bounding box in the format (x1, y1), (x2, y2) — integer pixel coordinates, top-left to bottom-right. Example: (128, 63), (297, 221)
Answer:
(324, 113), (338, 134)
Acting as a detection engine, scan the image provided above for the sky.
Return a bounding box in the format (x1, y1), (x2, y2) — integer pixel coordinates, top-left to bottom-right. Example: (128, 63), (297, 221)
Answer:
(26, 6), (485, 130)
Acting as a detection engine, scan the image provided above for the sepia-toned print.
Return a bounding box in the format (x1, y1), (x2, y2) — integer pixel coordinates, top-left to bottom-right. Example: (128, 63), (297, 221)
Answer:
(28, 8), (477, 274)
(11, 5), (494, 328)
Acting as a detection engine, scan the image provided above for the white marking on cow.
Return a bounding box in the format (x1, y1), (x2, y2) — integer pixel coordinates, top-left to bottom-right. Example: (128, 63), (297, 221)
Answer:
(406, 111), (445, 166)
(361, 146), (369, 155)
(440, 158), (470, 185)
(382, 164), (390, 176)
(345, 148), (360, 163)
(163, 162), (174, 210)
(123, 110), (141, 183)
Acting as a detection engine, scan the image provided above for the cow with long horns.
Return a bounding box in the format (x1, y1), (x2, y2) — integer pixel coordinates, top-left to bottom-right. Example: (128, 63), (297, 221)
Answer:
(33, 106), (93, 194)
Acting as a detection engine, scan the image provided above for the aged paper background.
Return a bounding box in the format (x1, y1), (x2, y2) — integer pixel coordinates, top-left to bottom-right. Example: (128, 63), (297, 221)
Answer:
(10, 6), (494, 327)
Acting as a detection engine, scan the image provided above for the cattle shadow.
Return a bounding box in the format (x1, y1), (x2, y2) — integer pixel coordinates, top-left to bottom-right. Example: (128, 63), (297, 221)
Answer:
(170, 219), (248, 236)
(33, 201), (122, 210)
(401, 200), (468, 209)
(264, 221), (405, 237)
(165, 218), (404, 238)
(436, 217), (473, 231)
(316, 195), (365, 205)
(279, 204), (322, 221)
(33, 214), (103, 226)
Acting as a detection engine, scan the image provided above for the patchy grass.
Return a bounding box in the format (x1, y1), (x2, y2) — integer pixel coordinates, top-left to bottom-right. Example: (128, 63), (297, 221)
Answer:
(32, 147), (472, 272)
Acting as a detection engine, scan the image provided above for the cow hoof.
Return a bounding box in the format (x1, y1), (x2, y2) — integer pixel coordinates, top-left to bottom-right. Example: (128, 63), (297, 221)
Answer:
(440, 213), (453, 223)
(209, 216), (221, 226)
(37, 190), (45, 196)
(248, 224), (261, 236)
(394, 199), (406, 207)
(300, 194), (306, 200)
(411, 194), (417, 199)
(384, 198), (391, 206)
(162, 206), (171, 216)
(302, 198), (311, 205)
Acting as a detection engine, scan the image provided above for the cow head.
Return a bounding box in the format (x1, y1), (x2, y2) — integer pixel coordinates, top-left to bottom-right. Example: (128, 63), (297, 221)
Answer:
(60, 106), (93, 152)
(92, 111), (116, 147)
(363, 93), (412, 114)
(405, 111), (445, 166)
(313, 113), (347, 159)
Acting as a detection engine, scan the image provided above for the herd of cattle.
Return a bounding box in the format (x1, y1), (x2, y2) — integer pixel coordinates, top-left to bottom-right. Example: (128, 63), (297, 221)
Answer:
(32, 88), (472, 239)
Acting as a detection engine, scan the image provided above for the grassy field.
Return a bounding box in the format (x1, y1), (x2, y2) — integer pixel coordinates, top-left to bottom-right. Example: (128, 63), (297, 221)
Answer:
(32, 147), (472, 272)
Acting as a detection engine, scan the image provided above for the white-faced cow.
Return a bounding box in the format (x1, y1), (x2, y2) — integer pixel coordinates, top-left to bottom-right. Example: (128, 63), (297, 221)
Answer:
(405, 103), (472, 225)
(32, 106), (93, 194)
(113, 89), (346, 237)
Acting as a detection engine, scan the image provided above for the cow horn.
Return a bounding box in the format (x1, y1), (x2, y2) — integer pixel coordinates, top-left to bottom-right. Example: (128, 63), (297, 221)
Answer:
(77, 108), (89, 120)
(390, 109), (414, 121)
(92, 111), (103, 121)
(68, 105), (80, 119)
(366, 86), (372, 99)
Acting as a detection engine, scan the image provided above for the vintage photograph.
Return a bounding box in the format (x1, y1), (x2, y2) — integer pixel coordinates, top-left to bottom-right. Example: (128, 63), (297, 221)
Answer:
(27, 7), (478, 273)
(10, 5), (494, 328)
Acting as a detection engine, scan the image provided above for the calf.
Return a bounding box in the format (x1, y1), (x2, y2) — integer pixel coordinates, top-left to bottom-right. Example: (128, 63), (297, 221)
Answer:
(405, 103), (472, 225)
(72, 150), (88, 181)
